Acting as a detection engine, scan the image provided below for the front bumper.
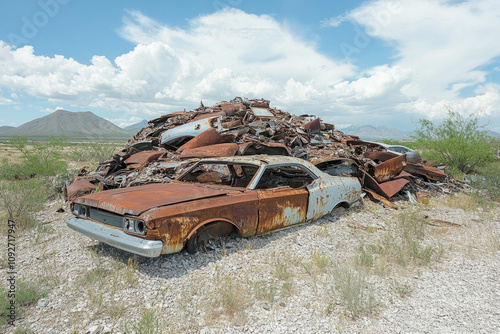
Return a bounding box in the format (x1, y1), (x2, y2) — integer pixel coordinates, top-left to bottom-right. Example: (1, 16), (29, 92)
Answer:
(66, 217), (163, 257)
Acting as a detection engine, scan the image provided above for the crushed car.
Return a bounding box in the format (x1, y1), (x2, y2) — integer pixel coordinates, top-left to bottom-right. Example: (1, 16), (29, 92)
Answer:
(66, 156), (362, 257)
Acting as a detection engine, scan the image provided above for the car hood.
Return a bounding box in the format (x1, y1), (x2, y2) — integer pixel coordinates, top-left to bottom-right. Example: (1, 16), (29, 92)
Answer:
(73, 183), (228, 216)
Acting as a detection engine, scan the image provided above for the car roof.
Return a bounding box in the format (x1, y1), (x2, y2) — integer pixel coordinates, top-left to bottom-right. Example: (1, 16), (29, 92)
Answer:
(196, 155), (322, 173)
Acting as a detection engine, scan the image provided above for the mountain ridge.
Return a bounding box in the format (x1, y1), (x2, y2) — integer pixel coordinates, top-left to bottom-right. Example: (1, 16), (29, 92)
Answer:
(0, 110), (131, 139)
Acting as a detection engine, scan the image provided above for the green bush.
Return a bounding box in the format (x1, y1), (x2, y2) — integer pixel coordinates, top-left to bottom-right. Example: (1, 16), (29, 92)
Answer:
(66, 142), (120, 166)
(0, 136), (68, 179)
(474, 160), (500, 200)
(0, 280), (48, 326)
(0, 179), (49, 231)
(123, 310), (161, 334)
(414, 110), (495, 174)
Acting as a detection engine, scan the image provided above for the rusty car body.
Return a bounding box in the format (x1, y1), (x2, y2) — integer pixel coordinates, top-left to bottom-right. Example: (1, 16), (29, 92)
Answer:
(66, 156), (362, 257)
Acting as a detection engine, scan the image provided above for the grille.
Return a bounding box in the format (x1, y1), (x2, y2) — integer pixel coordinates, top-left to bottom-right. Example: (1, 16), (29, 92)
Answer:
(89, 207), (123, 228)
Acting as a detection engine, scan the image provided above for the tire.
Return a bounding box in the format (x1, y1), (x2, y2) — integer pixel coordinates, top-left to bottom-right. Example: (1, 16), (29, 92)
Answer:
(186, 221), (235, 254)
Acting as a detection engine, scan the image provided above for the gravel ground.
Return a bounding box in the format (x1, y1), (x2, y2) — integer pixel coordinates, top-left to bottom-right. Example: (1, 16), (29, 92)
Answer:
(2, 193), (499, 334)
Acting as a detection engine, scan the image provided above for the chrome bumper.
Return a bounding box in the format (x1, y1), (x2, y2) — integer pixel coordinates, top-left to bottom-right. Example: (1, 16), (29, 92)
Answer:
(66, 217), (163, 258)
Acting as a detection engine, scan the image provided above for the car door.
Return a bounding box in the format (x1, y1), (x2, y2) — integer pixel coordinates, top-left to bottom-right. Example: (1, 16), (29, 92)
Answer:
(306, 176), (347, 221)
(254, 165), (310, 234)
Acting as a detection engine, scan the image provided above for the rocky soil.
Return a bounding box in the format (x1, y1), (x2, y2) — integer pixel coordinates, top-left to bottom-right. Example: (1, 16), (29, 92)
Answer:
(2, 193), (499, 334)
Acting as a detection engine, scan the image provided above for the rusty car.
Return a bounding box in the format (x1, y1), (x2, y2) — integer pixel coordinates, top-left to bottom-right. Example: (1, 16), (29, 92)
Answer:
(66, 156), (362, 257)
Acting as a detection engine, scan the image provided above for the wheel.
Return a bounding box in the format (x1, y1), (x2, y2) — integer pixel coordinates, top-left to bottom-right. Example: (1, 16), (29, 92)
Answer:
(186, 221), (235, 254)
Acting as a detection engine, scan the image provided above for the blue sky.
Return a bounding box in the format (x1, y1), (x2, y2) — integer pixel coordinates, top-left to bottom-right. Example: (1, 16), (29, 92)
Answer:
(1, 0), (499, 132)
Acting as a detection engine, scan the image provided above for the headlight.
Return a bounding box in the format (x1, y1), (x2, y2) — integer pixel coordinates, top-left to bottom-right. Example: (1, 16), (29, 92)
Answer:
(72, 203), (88, 218)
(123, 217), (147, 236)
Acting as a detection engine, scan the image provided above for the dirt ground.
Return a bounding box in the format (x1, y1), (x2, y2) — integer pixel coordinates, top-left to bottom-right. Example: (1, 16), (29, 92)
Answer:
(1, 191), (499, 333)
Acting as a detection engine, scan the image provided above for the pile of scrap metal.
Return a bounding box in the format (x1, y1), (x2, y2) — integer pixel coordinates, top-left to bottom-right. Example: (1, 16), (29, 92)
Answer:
(64, 97), (466, 206)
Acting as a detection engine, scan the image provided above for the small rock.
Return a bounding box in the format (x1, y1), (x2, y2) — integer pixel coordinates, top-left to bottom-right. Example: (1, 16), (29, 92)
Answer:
(88, 324), (99, 334)
(262, 302), (270, 310)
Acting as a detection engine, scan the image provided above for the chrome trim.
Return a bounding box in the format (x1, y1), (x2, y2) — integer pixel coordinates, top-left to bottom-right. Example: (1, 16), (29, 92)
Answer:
(66, 217), (163, 258)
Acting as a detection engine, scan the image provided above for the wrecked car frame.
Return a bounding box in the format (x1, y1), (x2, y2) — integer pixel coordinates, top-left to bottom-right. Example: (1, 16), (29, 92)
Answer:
(66, 156), (361, 257)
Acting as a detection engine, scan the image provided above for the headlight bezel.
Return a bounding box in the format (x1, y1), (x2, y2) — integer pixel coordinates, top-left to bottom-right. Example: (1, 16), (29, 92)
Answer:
(123, 217), (147, 236)
(71, 203), (88, 218)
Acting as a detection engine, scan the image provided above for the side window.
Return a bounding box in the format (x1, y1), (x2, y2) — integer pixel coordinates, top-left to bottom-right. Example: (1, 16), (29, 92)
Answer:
(389, 146), (403, 153)
(232, 165), (259, 188)
(256, 165), (315, 189)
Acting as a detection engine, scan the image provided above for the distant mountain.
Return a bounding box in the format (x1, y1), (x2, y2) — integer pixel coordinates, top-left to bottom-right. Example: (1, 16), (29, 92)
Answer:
(124, 119), (148, 131)
(0, 125), (15, 133)
(339, 125), (413, 141)
(1, 110), (130, 139)
(486, 130), (500, 139)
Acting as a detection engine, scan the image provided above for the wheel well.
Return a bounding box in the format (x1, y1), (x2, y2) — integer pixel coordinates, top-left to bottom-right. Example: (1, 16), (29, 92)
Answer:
(185, 219), (238, 241)
(335, 201), (350, 209)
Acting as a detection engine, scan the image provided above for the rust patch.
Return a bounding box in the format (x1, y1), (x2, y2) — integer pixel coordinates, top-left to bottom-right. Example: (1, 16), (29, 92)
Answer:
(374, 155), (407, 183)
(124, 150), (165, 169)
(404, 163), (448, 182)
(176, 128), (221, 153)
(255, 187), (308, 234)
(65, 179), (100, 200)
(303, 118), (321, 131)
(364, 151), (399, 162)
(179, 143), (239, 159)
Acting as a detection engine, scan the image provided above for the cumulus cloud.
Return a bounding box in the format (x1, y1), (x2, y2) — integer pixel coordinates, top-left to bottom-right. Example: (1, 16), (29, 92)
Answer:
(0, 3), (499, 128)
(343, 0), (500, 117)
(0, 9), (358, 118)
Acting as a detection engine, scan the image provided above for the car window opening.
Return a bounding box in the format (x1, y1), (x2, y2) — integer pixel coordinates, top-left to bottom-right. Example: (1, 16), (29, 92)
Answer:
(179, 162), (259, 188)
(256, 165), (314, 189)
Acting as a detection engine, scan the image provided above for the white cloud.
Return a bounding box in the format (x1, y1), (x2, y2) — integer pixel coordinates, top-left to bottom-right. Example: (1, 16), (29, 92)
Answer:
(41, 106), (64, 113)
(321, 14), (347, 27)
(344, 0), (500, 117)
(0, 3), (499, 129)
(108, 116), (144, 128)
(0, 96), (15, 105)
(0, 9), (356, 119)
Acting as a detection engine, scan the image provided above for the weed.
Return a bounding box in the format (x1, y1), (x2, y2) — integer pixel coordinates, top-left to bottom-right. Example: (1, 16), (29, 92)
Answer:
(13, 325), (35, 334)
(273, 257), (291, 280)
(106, 303), (126, 319)
(123, 310), (161, 334)
(254, 280), (278, 302)
(217, 275), (248, 315)
(125, 257), (139, 285)
(391, 280), (413, 298)
(87, 289), (104, 309)
(280, 281), (294, 298)
(356, 245), (374, 268)
(0, 280), (48, 325)
(331, 266), (378, 319)
(311, 250), (330, 272)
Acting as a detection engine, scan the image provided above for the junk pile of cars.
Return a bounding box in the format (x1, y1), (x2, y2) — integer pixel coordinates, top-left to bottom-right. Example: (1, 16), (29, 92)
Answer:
(64, 97), (465, 206)
(64, 97), (471, 257)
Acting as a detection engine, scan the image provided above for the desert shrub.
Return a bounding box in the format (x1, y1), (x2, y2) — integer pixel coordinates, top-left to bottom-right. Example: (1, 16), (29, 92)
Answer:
(0, 178), (49, 231)
(413, 109), (495, 174)
(474, 160), (500, 200)
(331, 265), (378, 319)
(0, 136), (68, 179)
(0, 280), (48, 326)
(66, 142), (120, 166)
(123, 310), (161, 334)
